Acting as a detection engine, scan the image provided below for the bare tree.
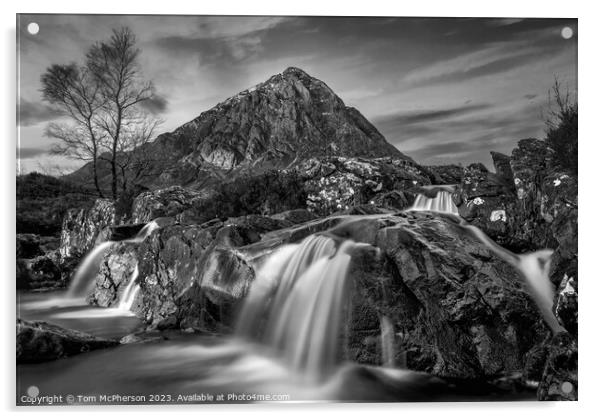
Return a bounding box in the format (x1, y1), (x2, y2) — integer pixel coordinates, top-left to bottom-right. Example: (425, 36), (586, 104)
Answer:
(41, 64), (107, 197)
(111, 112), (162, 193)
(86, 27), (155, 199)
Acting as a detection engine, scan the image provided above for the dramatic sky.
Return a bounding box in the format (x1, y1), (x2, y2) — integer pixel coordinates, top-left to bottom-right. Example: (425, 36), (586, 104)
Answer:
(17, 15), (577, 173)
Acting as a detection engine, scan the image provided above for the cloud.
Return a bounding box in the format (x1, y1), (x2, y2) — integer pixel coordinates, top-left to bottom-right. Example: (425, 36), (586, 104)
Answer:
(374, 103), (491, 127)
(17, 147), (49, 159)
(19, 99), (63, 126)
(140, 94), (169, 115)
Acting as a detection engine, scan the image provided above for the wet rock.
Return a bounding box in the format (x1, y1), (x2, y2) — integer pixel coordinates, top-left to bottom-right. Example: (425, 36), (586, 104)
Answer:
(97, 223), (148, 242)
(340, 213), (547, 379)
(59, 199), (116, 260)
(16, 319), (118, 363)
(88, 243), (139, 307)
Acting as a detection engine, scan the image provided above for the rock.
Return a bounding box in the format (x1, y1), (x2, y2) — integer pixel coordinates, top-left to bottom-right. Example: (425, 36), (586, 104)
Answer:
(537, 332), (577, 401)
(16, 251), (78, 290)
(59, 199), (116, 260)
(88, 243), (139, 307)
(337, 213), (548, 379)
(424, 164), (465, 184)
(299, 156), (431, 215)
(16, 319), (118, 363)
(490, 152), (514, 186)
(371, 190), (414, 210)
(270, 209), (316, 225)
(131, 186), (205, 224)
(16, 234), (59, 259)
(97, 223), (149, 242)
(554, 275), (577, 336)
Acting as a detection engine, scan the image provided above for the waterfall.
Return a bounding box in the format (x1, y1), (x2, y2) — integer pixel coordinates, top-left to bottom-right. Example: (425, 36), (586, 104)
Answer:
(380, 315), (395, 368)
(452, 218), (564, 334)
(237, 234), (357, 380)
(118, 265), (140, 311)
(66, 241), (115, 298)
(125, 221), (159, 244)
(411, 191), (458, 214)
(66, 220), (159, 299)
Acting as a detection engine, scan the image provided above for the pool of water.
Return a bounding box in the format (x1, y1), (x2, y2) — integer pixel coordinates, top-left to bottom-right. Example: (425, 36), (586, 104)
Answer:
(16, 291), (536, 405)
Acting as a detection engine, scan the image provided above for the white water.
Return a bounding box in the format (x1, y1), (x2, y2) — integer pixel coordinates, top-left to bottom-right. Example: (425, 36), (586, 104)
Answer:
(411, 191), (458, 214)
(407, 188), (563, 334)
(66, 241), (115, 298)
(237, 235), (359, 380)
(65, 220), (158, 300)
(125, 221), (159, 244)
(460, 222), (564, 334)
(118, 265), (140, 311)
(380, 315), (395, 368)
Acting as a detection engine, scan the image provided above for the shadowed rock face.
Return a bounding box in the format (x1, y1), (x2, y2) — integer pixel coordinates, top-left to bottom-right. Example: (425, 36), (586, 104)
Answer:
(66, 67), (412, 190)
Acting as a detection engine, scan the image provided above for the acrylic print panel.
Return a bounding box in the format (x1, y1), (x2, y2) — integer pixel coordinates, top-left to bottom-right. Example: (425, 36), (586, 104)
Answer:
(16, 14), (578, 405)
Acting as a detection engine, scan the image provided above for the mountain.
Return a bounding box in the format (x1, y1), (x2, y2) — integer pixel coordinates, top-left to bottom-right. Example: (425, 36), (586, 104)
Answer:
(66, 67), (412, 190)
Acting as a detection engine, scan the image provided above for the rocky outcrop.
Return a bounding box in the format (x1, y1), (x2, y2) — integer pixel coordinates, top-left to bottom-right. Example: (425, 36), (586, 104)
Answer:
(131, 186), (205, 224)
(59, 199), (116, 260)
(425, 164), (465, 184)
(331, 214), (548, 379)
(16, 319), (118, 363)
(298, 156), (431, 215)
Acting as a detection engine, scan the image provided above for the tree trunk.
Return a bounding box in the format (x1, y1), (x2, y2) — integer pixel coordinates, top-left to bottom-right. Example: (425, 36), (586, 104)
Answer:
(92, 156), (104, 198)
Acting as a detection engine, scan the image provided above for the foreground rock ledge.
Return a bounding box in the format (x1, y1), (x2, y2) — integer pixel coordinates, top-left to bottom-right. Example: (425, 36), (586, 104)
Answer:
(16, 319), (119, 363)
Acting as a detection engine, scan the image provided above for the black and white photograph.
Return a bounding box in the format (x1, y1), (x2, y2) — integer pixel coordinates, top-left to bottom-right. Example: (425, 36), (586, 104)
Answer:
(15, 13), (578, 405)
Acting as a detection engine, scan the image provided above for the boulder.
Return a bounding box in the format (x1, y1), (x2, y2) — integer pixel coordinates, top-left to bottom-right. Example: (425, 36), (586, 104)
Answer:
(59, 199), (116, 260)
(16, 319), (118, 363)
(88, 243), (139, 307)
(333, 213), (548, 379)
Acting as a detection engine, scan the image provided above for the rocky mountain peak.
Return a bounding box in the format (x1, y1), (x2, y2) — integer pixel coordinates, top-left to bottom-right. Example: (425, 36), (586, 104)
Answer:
(67, 67), (413, 189)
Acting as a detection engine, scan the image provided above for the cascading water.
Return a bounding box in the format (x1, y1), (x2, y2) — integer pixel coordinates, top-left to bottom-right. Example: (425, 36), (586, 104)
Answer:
(411, 190), (458, 214)
(237, 234), (358, 380)
(118, 265), (140, 311)
(125, 221), (159, 244)
(65, 220), (158, 299)
(66, 241), (115, 298)
(459, 221), (564, 334)
(409, 196), (564, 335)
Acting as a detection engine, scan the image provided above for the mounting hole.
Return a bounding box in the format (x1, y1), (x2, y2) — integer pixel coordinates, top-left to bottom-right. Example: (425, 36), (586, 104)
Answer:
(27, 385), (39, 398)
(561, 27), (573, 39)
(27, 22), (39, 35)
